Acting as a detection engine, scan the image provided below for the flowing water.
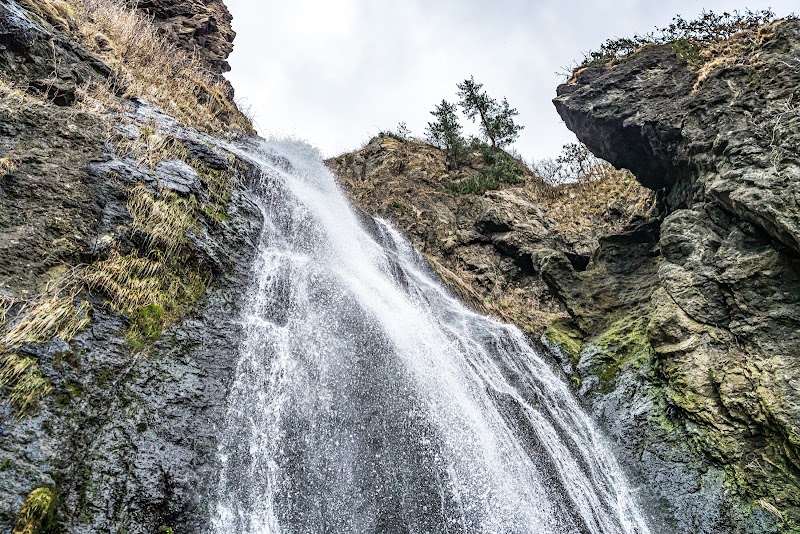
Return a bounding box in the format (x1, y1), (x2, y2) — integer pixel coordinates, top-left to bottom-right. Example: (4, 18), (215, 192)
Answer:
(210, 138), (651, 534)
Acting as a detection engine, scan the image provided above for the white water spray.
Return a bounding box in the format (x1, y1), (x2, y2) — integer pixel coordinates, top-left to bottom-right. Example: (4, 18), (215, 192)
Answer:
(211, 138), (651, 534)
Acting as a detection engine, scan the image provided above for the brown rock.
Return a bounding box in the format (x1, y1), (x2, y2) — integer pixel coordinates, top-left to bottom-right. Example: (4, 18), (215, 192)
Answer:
(135, 0), (235, 73)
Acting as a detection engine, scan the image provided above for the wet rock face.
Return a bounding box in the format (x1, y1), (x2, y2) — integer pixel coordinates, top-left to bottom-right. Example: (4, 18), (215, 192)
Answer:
(0, 3), (261, 532)
(0, 97), (264, 533)
(135, 0), (236, 73)
(0, 102), (108, 296)
(552, 18), (800, 532)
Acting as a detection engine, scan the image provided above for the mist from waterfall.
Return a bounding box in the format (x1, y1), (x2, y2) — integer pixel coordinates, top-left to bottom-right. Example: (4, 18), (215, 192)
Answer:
(210, 137), (651, 534)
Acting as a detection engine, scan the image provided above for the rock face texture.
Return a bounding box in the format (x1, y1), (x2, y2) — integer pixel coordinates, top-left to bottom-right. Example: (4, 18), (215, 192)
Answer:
(553, 18), (800, 533)
(136, 0), (236, 73)
(333, 19), (800, 534)
(0, 2), (259, 532)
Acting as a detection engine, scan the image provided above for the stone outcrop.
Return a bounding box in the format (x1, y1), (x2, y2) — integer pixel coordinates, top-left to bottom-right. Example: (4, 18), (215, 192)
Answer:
(135, 0), (236, 73)
(552, 18), (800, 533)
(329, 135), (653, 334)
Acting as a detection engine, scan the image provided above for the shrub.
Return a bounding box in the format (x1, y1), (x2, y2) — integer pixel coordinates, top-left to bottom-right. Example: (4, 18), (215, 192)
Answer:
(478, 146), (524, 185)
(581, 9), (779, 67)
(445, 145), (525, 195)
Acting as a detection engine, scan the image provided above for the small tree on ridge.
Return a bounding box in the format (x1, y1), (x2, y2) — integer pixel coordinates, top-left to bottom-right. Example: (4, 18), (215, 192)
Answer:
(426, 99), (466, 170)
(457, 76), (523, 149)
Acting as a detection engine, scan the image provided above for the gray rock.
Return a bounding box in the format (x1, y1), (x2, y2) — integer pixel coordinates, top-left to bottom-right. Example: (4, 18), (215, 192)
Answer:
(155, 159), (203, 197)
(552, 17), (800, 530)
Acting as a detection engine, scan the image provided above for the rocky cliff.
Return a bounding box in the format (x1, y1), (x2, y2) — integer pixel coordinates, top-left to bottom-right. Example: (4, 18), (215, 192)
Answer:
(553, 18), (800, 533)
(135, 0), (236, 74)
(332, 18), (800, 534)
(3, 0), (799, 531)
(0, 1), (259, 532)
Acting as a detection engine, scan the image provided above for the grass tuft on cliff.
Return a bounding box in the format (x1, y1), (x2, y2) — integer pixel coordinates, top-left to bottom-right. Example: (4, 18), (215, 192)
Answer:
(572, 9), (797, 91)
(579, 9), (779, 68)
(18, 0), (252, 135)
(0, 286), (91, 414)
(86, 182), (210, 352)
(13, 486), (57, 534)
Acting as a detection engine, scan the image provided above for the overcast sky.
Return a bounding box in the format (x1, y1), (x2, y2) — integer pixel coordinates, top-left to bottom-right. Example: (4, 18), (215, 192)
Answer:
(224, 1), (795, 160)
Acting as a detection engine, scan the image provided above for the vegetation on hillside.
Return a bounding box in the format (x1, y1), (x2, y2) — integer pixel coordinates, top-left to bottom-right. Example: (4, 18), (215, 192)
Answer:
(425, 100), (466, 170)
(421, 77), (526, 193)
(0, 0), (249, 416)
(16, 0), (252, 134)
(580, 9), (778, 67)
(456, 77), (524, 150)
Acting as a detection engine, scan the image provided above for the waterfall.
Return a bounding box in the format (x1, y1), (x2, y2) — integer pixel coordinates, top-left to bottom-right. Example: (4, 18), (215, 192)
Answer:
(210, 138), (651, 534)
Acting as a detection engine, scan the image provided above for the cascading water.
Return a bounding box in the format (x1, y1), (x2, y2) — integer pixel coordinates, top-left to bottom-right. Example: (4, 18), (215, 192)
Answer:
(211, 138), (651, 534)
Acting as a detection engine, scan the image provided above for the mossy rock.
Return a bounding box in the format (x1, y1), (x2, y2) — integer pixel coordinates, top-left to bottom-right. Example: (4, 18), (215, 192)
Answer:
(591, 314), (653, 391)
(126, 303), (164, 349)
(543, 319), (585, 366)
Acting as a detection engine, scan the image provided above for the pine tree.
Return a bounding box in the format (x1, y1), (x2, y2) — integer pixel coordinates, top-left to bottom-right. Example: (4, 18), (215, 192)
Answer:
(425, 100), (466, 170)
(457, 77), (523, 149)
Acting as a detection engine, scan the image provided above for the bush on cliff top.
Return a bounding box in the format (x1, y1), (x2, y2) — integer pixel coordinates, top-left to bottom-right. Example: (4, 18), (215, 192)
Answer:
(580, 9), (779, 67)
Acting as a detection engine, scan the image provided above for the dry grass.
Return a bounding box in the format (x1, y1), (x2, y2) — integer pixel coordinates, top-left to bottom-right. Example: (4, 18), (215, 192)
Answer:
(0, 156), (19, 176)
(694, 21), (780, 90)
(534, 170), (655, 240)
(86, 181), (207, 349)
(85, 251), (206, 348)
(74, 77), (126, 115)
(2, 295), (90, 349)
(18, 0), (252, 134)
(426, 255), (566, 334)
(127, 185), (198, 256)
(0, 295), (14, 329)
(110, 124), (191, 170)
(85, 254), (165, 312)
(0, 355), (51, 415)
(530, 144), (655, 241)
(18, 0), (74, 30)
(192, 156), (239, 222)
(13, 486), (56, 534)
(759, 498), (784, 520)
(0, 287), (90, 413)
(0, 78), (51, 109)
(74, 0), (251, 134)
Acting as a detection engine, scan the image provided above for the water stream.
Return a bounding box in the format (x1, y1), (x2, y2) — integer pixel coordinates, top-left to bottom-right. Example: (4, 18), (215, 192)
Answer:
(210, 138), (651, 534)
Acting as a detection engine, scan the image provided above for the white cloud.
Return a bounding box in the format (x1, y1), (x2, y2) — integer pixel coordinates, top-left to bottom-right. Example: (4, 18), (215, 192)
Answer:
(225, 0), (796, 160)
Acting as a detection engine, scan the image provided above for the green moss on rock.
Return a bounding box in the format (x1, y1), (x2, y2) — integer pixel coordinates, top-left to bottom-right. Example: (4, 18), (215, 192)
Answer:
(590, 314), (653, 393)
(543, 319), (585, 365)
(126, 303), (165, 349)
